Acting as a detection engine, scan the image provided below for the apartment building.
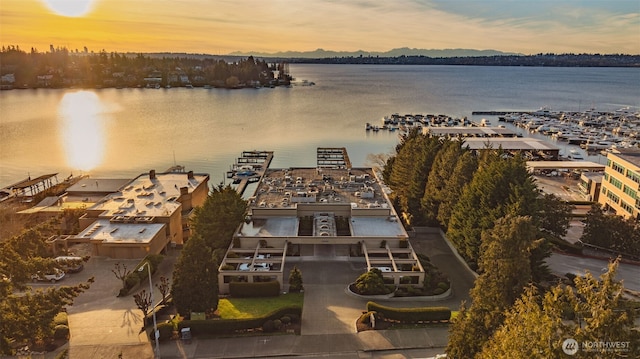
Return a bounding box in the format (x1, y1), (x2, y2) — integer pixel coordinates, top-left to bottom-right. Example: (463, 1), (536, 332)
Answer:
(599, 148), (640, 219)
(217, 148), (425, 294)
(73, 170), (210, 258)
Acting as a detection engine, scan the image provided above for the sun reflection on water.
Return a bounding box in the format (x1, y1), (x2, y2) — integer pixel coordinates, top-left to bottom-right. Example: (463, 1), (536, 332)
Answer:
(59, 91), (106, 171)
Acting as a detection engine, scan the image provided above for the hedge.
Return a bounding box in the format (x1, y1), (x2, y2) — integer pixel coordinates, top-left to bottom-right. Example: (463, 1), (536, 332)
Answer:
(53, 312), (68, 326)
(120, 254), (164, 296)
(155, 322), (176, 341)
(177, 305), (302, 336)
(229, 281), (280, 297)
(53, 324), (69, 340)
(366, 301), (451, 323)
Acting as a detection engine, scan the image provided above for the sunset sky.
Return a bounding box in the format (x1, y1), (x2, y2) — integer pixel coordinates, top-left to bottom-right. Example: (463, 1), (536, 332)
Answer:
(1, 0), (639, 55)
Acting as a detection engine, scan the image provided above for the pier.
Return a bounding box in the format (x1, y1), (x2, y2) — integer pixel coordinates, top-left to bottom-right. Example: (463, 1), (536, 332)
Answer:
(226, 151), (274, 195)
(471, 111), (530, 116)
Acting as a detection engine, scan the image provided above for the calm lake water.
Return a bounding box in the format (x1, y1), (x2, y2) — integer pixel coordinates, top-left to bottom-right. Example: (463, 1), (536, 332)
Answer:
(1, 64), (639, 188)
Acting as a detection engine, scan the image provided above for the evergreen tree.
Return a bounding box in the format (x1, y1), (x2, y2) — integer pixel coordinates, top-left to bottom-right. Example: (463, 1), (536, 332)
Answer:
(447, 155), (538, 269)
(436, 151), (478, 229)
(170, 234), (219, 317)
(537, 193), (573, 238)
(0, 279), (93, 355)
(447, 215), (539, 358)
(288, 265), (303, 293)
(479, 258), (639, 359)
(190, 184), (247, 257)
(387, 130), (443, 226)
(581, 204), (640, 257)
(421, 140), (466, 225)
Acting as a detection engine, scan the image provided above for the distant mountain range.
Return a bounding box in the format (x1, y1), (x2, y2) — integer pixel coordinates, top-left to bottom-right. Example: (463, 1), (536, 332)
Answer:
(228, 47), (522, 58)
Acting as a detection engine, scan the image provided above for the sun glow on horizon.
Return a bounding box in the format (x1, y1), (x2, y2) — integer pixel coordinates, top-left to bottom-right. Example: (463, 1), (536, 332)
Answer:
(59, 91), (106, 172)
(1, 1), (638, 56)
(41, 0), (96, 17)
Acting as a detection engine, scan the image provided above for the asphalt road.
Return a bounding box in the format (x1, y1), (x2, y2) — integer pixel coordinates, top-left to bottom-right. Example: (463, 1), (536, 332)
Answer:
(546, 252), (640, 292)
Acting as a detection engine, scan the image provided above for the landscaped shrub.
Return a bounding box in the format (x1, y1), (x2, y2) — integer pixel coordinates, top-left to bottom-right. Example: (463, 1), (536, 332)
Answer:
(437, 281), (450, 291)
(366, 301), (451, 323)
(177, 305), (302, 336)
(124, 273), (140, 290)
(356, 311), (380, 332)
(53, 324), (69, 340)
(287, 313), (300, 323)
(288, 266), (303, 293)
(353, 269), (393, 295)
(280, 316), (291, 325)
(262, 320), (277, 332)
(229, 281), (280, 297)
(156, 322), (175, 342)
(120, 254), (165, 295)
(264, 306), (303, 322)
(53, 312), (68, 326)
(433, 288), (445, 295)
(272, 319), (282, 330)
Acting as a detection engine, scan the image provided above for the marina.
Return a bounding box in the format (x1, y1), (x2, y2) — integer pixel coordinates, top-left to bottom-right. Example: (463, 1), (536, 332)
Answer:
(364, 107), (640, 160)
(226, 151), (274, 195)
(499, 108), (640, 155)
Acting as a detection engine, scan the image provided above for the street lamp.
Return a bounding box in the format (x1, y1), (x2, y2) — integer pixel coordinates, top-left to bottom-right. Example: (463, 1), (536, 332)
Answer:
(139, 262), (160, 358)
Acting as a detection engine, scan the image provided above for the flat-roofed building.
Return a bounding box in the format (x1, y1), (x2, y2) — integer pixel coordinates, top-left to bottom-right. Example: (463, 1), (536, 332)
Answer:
(579, 172), (603, 202)
(70, 219), (167, 259)
(462, 137), (560, 160)
(598, 148), (640, 219)
(424, 126), (519, 138)
(218, 149), (425, 294)
(78, 170), (209, 257)
(66, 178), (132, 202)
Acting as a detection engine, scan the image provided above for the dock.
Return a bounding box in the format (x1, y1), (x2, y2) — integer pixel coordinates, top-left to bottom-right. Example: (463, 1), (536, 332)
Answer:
(471, 111), (530, 116)
(226, 151), (274, 195)
(317, 147), (352, 169)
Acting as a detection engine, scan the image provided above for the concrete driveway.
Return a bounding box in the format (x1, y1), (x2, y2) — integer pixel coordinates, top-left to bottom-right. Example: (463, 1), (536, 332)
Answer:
(286, 230), (476, 336)
(61, 231), (473, 358)
(65, 249), (179, 358)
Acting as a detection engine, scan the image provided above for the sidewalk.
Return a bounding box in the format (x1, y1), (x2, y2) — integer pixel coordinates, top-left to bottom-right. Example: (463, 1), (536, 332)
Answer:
(156, 327), (450, 358)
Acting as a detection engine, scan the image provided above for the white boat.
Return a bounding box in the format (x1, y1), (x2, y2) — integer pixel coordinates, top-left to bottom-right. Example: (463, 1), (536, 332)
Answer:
(583, 140), (614, 151)
(567, 149), (585, 160)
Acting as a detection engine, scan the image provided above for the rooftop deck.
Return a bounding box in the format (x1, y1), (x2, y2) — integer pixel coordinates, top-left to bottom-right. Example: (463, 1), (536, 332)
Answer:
(249, 167), (386, 210)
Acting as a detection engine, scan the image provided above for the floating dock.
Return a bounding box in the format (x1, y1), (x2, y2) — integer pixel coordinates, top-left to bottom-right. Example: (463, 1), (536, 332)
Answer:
(471, 111), (531, 116)
(227, 151), (274, 195)
(317, 147), (352, 169)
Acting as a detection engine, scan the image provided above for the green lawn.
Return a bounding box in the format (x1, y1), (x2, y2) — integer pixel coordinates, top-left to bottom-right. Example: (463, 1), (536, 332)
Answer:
(217, 293), (304, 319)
